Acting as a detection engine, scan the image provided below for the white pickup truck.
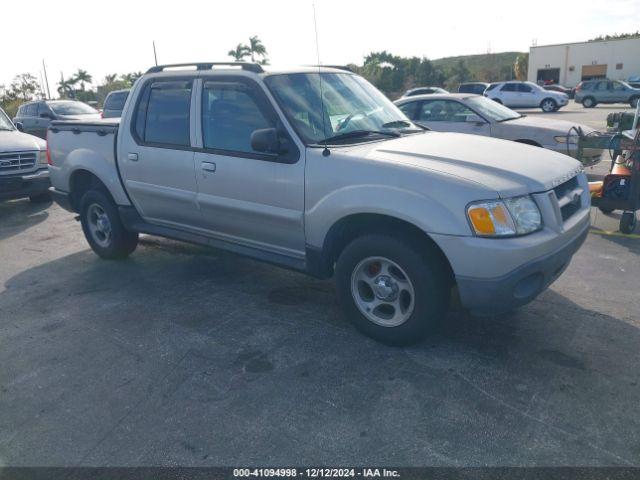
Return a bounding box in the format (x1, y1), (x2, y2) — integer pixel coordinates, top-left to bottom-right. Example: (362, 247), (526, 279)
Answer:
(48, 63), (590, 345)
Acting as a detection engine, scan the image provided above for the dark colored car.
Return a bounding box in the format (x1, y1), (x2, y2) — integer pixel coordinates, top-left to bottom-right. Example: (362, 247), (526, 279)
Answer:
(543, 84), (575, 99)
(101, 89), (130, 118)
(13, 100), (101, 139)
(458, 82), (489, 95)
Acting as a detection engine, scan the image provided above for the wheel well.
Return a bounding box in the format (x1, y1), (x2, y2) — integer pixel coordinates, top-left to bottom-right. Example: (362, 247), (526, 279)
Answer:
(69, 170), (110, 211)
(540, 97), (556, 105)
(316, 213), (454, 282)
(514, 139), (542, 147)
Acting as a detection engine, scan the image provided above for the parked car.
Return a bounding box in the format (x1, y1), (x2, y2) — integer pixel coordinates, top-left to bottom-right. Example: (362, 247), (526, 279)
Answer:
(543, 84), (574, 99)
(400, 86), (448, 98)
(484, 81), (569, 112)
(13, 100), (101, 138)
(458, 82), (489, 95)
(394, 94), (602, 166)
(0, 107), (50, 203)
(574, 79), (640, 108)
(48, 62), (589, 345)
(102, 89), (130, 118)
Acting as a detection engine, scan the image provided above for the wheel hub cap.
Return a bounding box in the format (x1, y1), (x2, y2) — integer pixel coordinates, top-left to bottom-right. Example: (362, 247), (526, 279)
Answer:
(372, 275), (399, 301)
(350, 256), (416, 328)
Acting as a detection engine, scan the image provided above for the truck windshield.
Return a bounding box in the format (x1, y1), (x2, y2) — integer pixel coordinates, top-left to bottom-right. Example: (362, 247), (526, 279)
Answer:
(0, 109), (14, 131)
(466, 96), (522, 122)
(265, 72), (421, 145)
(49, 101), (98, 116)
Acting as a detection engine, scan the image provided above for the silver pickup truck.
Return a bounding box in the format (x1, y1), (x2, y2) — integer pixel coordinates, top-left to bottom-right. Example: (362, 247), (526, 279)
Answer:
(48, 63), (590, 345)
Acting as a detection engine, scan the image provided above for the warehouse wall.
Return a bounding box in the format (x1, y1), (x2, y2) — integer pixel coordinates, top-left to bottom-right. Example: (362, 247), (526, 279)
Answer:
(528, 38), (640, 87)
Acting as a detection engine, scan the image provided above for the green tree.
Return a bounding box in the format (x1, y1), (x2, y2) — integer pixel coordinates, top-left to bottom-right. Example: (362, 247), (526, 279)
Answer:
(57, 76), (77, 99)
(248, 36), (268, 63)
(10, 73), (40, 101)
(514, 53), (529, 81)
(72, 69), (93, 91)
(228, 43), (250, 62)
(445, 59), (471, 89)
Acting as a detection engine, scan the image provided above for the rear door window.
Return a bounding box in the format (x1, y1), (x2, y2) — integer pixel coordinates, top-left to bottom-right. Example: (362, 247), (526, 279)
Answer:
(134, 80), (192, 147)
(398, 102), (418, 120)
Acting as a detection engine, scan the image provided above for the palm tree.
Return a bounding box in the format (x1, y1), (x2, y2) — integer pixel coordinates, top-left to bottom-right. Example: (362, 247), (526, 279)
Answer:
(104, 74), (118, 84)
(228, 44), (250, 62)
(57, 77), (76, 99)
(72, 69), (93, 91)
(248, 36), (267, 63)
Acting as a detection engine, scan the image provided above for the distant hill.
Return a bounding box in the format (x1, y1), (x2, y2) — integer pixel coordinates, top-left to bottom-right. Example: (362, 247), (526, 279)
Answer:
(433, 51), (524, 82)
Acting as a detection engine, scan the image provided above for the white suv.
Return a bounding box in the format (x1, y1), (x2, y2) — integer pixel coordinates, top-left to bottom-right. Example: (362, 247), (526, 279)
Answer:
(484, 81), (569, 112)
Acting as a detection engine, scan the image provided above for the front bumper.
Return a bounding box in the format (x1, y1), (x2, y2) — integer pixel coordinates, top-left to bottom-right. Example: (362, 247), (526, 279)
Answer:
(453, 218), (589, 316)
(0, 168), (50, 200)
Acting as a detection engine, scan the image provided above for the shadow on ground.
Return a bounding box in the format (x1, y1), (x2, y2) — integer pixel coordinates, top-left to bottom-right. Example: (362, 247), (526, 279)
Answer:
(0, 198), (52, 241)
(0, 237), (639, 466)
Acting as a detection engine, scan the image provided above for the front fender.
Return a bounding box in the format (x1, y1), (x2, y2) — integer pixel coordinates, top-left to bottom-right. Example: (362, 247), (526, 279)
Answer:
(305, 184), (471, 249)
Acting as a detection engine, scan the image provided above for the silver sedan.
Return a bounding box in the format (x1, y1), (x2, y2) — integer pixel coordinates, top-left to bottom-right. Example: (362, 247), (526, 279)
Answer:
(394, 93), (603, 166)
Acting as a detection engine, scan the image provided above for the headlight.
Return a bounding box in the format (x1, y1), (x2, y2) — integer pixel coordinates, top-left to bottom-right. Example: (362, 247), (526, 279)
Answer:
(554, 135), (578, 145)
(467, 196), (542, 237)
(37, 150), (48, 165)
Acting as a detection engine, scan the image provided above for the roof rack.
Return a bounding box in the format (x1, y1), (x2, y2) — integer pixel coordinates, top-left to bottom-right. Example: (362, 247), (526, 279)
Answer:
(146, 62), (264, 74)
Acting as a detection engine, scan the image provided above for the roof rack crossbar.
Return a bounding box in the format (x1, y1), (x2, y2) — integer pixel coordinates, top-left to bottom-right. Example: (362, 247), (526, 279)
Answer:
(146, 62), (264, 74)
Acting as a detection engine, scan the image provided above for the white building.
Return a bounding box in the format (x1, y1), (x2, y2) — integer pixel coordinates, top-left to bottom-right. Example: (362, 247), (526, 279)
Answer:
(528, 37), (640, 87)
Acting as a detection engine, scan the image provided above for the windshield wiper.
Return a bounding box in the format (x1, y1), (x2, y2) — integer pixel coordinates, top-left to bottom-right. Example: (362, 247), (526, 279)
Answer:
(381, 120), (412, 128)
(321, 129), (401, 144)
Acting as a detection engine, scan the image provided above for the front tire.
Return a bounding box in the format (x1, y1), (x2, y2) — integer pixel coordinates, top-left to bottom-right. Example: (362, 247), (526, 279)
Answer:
(582, 97), (596, 108)
(541, 98), (557, 112)
(80, 189), (138, 259)
(335, 234), (450, 346)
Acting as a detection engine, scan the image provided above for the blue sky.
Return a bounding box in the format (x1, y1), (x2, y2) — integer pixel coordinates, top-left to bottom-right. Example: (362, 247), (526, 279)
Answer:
(3, 0), (640, 89)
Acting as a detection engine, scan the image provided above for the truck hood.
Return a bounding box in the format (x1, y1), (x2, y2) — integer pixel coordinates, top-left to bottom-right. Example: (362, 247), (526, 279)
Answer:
(354, 132), (582, 197)
(0, 129), (46, 152)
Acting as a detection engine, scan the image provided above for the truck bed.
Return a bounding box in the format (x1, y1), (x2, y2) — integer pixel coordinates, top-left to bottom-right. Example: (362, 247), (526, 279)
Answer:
(48, 118), (131, 207)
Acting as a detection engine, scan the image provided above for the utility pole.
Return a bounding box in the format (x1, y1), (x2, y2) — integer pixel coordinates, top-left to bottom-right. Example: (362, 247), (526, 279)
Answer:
(42, 59), (51, 99)
(153, 41), (158, 66)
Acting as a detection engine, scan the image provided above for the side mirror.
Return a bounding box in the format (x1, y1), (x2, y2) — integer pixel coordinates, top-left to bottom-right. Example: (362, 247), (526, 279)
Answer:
(466, 114), (484, 124)
(39, 112), (53, 119)
(251, 128), (283, 154)
(15, 122), (24, 132)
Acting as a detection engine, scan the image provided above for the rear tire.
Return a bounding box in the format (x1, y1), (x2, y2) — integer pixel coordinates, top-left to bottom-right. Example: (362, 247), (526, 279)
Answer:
(582, 97), (596, 108)
(79, 189), (138, 259)
(541, 98), (557, 112)
(335, 234), (449, 346)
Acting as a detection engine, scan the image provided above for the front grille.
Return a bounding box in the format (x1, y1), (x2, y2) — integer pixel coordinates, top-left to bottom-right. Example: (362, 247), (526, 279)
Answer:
(0, 151), (37, 174)
(553, 175), (583, 222)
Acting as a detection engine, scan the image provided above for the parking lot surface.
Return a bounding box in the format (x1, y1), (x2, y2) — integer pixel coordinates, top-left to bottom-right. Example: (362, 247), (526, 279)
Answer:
(0, 104), (639, 467)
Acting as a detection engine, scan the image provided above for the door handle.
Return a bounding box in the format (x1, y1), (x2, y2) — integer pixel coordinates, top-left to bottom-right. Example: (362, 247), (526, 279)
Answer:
(201, 162), (216, 172)
(127, 153), (138, 161)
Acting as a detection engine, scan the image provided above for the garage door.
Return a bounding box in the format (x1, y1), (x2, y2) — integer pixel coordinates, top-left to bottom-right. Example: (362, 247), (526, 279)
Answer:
(581, 64), (607, 80)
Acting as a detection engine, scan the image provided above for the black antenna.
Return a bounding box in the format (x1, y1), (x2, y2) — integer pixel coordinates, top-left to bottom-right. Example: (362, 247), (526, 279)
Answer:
(312, 2), (330, 156)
